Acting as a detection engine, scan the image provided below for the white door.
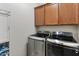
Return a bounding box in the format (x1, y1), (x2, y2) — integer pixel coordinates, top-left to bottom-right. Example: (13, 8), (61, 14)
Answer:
(0, 14), (9, 43)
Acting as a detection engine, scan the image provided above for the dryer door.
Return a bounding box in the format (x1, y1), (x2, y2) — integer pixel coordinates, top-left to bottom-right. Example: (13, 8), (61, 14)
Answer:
(46, 41), (63, 56)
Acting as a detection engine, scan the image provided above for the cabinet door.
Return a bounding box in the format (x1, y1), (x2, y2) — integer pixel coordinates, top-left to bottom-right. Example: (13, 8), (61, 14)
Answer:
(28, 39), (35, 56)
(59, 3), (78, 24)
(45, 4), (58, 25)
(35, 6), (44, 26)
(34, 40), (45, 56)
(78, 4), (79, 24)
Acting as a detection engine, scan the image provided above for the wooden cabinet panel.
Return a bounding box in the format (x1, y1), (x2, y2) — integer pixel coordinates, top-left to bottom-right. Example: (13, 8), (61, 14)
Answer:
(45, 4), (58, 25)
(78, 4), (79, 24)
(59, 3), (78, 24)
(35, 6), (44, 26)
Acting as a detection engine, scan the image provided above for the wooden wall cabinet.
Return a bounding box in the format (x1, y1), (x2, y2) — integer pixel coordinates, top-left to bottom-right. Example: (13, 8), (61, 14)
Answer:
(35, 6), (44, 26)
(59, 3), (78, 24)
(45, 4), (58, 25)
(35, 3), (79, 26)
(78, 4), (79, 24)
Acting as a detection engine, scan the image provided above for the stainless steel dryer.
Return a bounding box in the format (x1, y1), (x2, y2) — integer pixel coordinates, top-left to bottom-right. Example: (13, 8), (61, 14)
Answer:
(46, 31), (79, 56)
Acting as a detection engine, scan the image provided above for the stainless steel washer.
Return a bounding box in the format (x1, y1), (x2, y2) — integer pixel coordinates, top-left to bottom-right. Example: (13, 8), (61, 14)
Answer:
(27, 31), (50, 56)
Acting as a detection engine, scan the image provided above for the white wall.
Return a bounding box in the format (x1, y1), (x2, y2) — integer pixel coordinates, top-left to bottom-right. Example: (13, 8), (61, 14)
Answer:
(0, 3), (36, 56)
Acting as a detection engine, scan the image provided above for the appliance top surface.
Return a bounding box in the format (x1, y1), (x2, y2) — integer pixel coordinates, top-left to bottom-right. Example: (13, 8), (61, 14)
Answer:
(50, 31), (77, 43)
(47, 38), (79, 49)
(31, 31), (50, 38)
(28, 35), (45, 41)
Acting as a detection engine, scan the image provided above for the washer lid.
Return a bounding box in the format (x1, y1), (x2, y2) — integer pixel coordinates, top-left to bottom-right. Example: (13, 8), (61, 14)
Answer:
(28, 36), (45, 41)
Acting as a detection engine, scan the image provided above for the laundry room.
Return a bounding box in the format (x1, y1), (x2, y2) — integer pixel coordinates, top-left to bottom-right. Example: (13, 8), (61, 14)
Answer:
(0, 3), (79, 56)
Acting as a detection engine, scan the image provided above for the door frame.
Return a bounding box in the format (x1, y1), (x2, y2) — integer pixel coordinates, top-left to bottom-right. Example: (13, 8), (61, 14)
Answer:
(0, 9), (10, 43)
